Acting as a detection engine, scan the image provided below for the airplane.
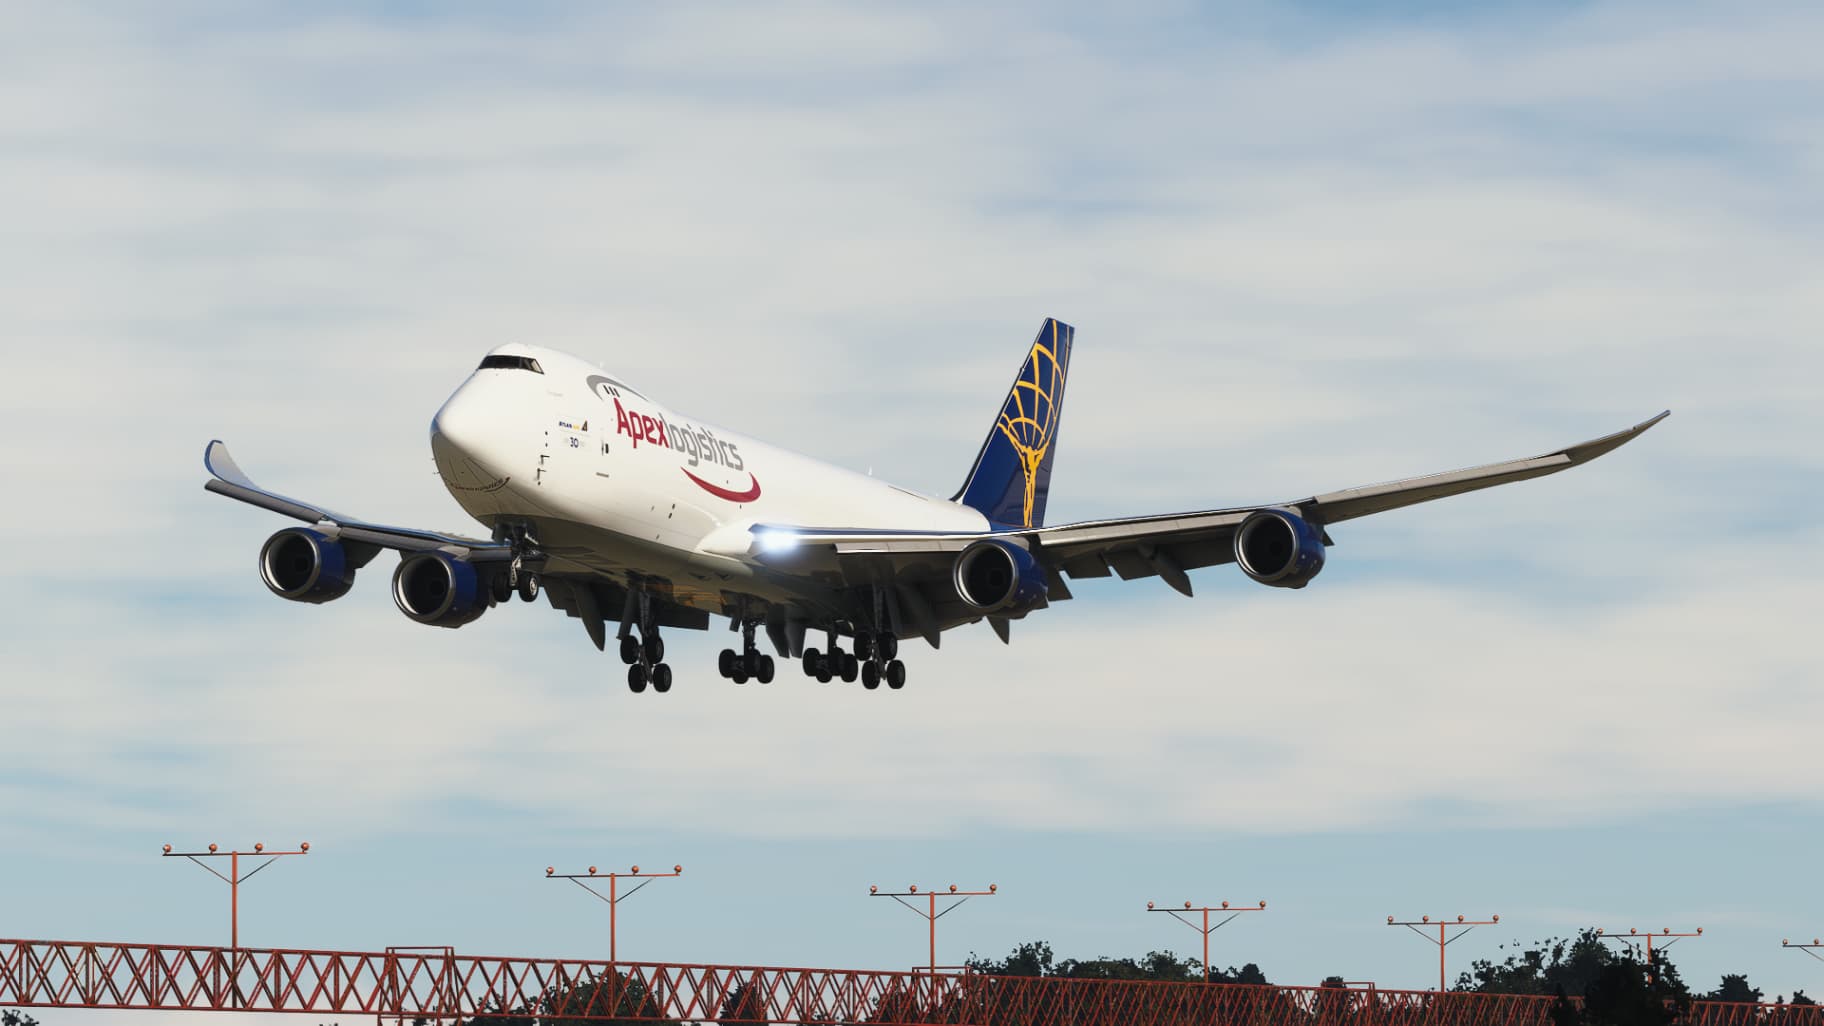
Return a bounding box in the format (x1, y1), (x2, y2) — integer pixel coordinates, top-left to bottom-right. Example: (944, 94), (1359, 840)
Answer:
(205, 318), (1667, 694)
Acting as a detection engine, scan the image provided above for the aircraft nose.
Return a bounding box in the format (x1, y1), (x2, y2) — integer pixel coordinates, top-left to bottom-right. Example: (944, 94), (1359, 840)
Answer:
(431, 380), (520, 483)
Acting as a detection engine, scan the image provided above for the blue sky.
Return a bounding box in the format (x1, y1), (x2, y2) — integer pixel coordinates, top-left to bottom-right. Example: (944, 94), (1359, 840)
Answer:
(2, 1), (1822, 1020)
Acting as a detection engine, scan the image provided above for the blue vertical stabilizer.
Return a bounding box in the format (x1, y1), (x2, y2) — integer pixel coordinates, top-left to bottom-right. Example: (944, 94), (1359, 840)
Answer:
(953, 318), (1074, 529)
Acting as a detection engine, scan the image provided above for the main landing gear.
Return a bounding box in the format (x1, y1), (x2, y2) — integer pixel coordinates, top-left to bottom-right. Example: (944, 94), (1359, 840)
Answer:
(719, 621), (775, 685)
(804, 629), (904, 689)
(619, 591), (671, 694)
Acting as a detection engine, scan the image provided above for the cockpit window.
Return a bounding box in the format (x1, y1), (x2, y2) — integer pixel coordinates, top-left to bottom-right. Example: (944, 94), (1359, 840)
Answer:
(478, 355), (544, 374)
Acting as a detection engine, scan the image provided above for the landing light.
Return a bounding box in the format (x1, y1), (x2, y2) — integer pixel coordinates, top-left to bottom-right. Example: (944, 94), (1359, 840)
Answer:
(755, 530), (801, 554)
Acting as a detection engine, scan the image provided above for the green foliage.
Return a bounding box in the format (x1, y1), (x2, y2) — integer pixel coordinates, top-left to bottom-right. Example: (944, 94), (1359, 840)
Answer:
(968, 940), (1268, 985)
(718, 981), (767, 1025)
(1704, 974), (1763, 1004)
(457, 968), (673, 1026)
(1454, 930), (1619, 996)
(1793, 990), (1817, 1006)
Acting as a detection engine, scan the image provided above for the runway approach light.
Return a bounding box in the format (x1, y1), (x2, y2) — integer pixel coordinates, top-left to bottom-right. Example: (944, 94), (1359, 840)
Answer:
(300, 842), (310, 852)
(871, 886), (878, 894)
(208, 844), (218, 853)
(546, 868), (555, 876)
(950, 885), (958, 893)
(254, 844), (264, 853)
(162, 845), (172, 854)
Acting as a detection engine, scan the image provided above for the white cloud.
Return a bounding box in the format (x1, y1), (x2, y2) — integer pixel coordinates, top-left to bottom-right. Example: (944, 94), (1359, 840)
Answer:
(0, 0), (1818, 846)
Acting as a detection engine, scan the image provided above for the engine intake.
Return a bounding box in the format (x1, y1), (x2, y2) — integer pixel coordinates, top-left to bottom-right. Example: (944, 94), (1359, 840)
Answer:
(259, 528), (357, 604)
(1234, 509), (1326, 589)
(953, 539), (1048, 613)
(392, 552), (487, 628)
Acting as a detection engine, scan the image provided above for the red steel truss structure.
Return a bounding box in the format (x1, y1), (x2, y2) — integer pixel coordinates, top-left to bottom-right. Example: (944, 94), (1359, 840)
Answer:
(4, 936), (1822, 1026)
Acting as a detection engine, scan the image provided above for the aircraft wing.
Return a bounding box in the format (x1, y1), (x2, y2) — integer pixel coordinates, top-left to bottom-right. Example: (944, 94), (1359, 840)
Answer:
(753, 412), (1668, 596)
(202, 440), (514, 559)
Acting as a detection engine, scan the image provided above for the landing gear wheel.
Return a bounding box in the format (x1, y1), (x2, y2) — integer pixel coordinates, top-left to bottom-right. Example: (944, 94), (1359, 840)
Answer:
(719, 649), (738, 678)
(841, 653), (859, 683)
(651, 663), (672, 693)
(756, 655), (775, 684)
(854, 631), (875, 661)
(815, 656), (833, 684)
(862, 662), (881, 690)
(490, 573), (514, 604)
(620, 636), (641, 665)
(878, 632), (899, 660)
(517, 573), (540, 603)
(886, 660), (906, 690)
(627, 664), (649, 693)
(802, 648), (821, 677)
(643, 634), (664, 663)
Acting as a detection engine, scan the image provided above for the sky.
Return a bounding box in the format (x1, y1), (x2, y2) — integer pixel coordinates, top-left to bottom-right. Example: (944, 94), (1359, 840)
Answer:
(2, 0), (1822, 1020)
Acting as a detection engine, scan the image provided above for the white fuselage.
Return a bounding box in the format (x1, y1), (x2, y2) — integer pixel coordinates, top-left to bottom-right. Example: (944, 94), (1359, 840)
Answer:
(428, 343), (988, 612)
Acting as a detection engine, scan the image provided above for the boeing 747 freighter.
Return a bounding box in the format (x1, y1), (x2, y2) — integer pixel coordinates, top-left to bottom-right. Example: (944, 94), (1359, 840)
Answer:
(205, 319), (1666, 693)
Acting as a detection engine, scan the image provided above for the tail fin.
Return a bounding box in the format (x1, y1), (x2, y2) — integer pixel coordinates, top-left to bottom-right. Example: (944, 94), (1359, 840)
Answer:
(953, 318), (1074, 528)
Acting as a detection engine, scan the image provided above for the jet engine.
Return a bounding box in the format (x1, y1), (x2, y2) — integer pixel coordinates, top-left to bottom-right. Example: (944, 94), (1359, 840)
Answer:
(1234, 508), (1327, 589)
(392, 551), (488, 628)
(952, 539), (1049, 614)
(259, 528), (359, 604)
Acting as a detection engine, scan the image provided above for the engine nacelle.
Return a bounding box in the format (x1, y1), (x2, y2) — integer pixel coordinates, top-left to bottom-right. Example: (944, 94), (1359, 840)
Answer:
(1234, 508), (1327, 589)
(392, 551), (487, 628)
(259, 528), (358, 604)
(952, 539), (1049, 614)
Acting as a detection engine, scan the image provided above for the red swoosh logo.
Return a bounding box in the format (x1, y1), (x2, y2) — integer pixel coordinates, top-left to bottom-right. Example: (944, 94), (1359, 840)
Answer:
(682, 468), (761, 503)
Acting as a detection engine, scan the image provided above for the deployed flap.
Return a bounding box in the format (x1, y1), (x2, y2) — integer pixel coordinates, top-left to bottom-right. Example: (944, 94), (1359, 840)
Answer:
(749, 412), (1666, 592)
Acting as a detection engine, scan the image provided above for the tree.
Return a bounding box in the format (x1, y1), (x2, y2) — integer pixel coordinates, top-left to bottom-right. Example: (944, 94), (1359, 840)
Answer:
(967, 941), (1269, 985)
(1705, 974), (1763, 1004)
(1456, 931), (1619, 997)
(718, 980), (768, 1026)
(1792, 990), (1817, 1007)
(2, 1012), (42, 1026)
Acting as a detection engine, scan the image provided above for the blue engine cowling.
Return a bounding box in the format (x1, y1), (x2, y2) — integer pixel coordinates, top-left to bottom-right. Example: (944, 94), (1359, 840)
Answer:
(1234, 508), (1327, 589)
(259, 528), (358, 603)
(953, 539), (1049, 614)
(391, 551), (488, 628)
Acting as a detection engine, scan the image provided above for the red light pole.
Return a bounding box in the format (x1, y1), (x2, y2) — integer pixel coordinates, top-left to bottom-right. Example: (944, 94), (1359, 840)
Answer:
(869, 883), (998, 974)
(1386, 914), (1499, 992)
(1597, 927), (1702, 982)
(162, 842), (310, 950)
(1784, 938), (1824, 965)
(1146, 900), (1267, 982)
(546, 864), (682, 963)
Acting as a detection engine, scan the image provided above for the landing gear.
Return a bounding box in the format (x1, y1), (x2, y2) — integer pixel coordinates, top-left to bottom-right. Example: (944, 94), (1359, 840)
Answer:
(622, 588), (670, 694)
(719, 620), (775, 685)
(517, 573), (540, 603)
(802, 624), (903, 689)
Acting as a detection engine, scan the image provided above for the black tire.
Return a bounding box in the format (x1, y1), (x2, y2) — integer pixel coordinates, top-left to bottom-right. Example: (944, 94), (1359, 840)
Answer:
(879, 632), (899, 660)
(815, 656), (833, 684)
(652, 663), (673, 693)
(757, 655), (775, 684)
(490, 573), (514, 604)
(841, 653), (859, 683)
(643, 633), (664, 663)
(862, 661), (881, 689)
(517, 573), (540, 602)
(620, 635), (641, 665)
(627, 664), (648, 693)
(854, 630), (875, 660)
(886, 660), (906, 689)
(718, 649), (738, 678)
(802, 648), (820, 676)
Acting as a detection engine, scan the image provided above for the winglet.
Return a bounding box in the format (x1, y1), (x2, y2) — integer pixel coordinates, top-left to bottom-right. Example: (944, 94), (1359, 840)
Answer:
(1563, 410), (1669, 465)
(204, 439), (260, 490)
